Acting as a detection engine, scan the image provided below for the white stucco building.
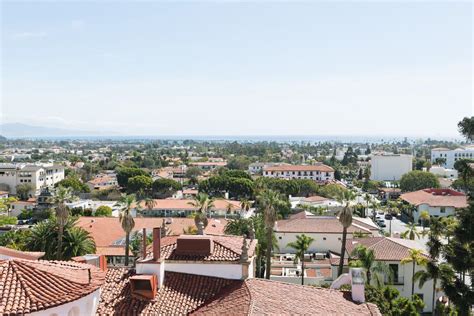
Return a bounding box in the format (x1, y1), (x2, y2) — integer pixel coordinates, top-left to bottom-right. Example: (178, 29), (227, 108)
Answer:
(431, 146), (474, 169)
(429, 166), (458, 179)
(0, 163), (64, 196)
(370, 153), (412, 181)
(274, 214), (379, 254)
(400, 188), (468, 223)
(0, 258), (104, 316)
(263, 164), (335, 182)
(340, 237), (439, 313)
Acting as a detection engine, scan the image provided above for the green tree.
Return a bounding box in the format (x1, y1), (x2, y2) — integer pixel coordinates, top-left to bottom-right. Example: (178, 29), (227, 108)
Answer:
(188, 193), (215, 229)
(185, 167), (202, 183)
(258, 189), (285, 279)
(349, 244), (391, 286)
(51, 186), (76, 260)
(457, 116), (474, 141)
(116, 194), (137, 266)
(152, 178), (182, 198)
(400, 171), (440, 192)
(16, 183), (33, 201)
(56, 175), (90, 193)
(94, 205), (112, 217)
(0, 215), (17, 226)
(401, 249), (429, 297)
(27, 217), (95, 260)
(337, 190), (356, 276)
(401, 222), (421, 240)
(127, 175), (153, 195)
(287, 234), (314, 285)
(419, 210), (430, 230)
(0, 229), (31, 250)
(412, 218), (444, 316)
(116, 167), (149, 188)
(227, 156), (251, 170)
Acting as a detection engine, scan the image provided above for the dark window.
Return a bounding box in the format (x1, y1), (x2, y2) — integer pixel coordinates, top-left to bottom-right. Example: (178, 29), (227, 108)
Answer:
(389, 264), (399, 283)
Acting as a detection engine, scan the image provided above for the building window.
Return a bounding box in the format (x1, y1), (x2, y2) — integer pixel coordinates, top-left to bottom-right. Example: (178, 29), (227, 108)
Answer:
(323, 237), (326, 241)
(440, 207), (446, 213)
(278, 236), (282, 240)
(389, 264), (399, 283)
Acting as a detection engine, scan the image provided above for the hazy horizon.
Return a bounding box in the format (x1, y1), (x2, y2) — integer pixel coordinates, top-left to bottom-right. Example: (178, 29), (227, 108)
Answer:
(2, 2), (473, 137)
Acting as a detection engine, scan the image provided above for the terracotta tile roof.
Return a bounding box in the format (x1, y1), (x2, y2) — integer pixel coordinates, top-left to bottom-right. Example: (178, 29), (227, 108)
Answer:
(96, 246), (126, 257)
(264, 164), (334, 172)
(76, 217), (227, 248)
(97, 269), (239, 315)
(400, 189), (468, 208)
(146, 235), (257, 262)
(345, 237), (428, 261)
(98, 269), (380, 316)
(303, 195), (329, 203)
(0, 259), (105, 315)
(0, 246), (44, 260)
(137, 199), (242, 210)
(275, 217), (372, 234)
(193, 278), (381, 315)
(190, 161), (227, 167)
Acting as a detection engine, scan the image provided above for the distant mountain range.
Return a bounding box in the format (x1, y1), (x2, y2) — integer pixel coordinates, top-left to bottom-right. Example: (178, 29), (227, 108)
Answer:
(0, 123), (110, 138)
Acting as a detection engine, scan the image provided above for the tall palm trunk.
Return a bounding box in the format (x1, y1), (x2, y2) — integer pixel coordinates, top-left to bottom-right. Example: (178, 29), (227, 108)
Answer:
(432, 277), (437, 315)
(57, 225), (64, 260)
(338, 227), (348, 276)
(125, 232), (130, 266)
(301, 255), (305, 285)
(411, 262), (416, 296)
(265, 227), (272, 279)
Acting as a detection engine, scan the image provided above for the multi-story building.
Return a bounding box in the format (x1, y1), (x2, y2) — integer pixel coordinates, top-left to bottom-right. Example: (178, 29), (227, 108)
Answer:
(400, 188), (468, 223)
(262, 164), (335, 182)
(0, 163), (64, 196)
(370, 153), (412, 181)
(431, 146), (474, 169)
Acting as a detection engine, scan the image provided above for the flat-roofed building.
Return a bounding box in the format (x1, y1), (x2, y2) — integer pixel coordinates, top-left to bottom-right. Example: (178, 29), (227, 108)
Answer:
(370, 153), (412, 181)
(431, 146), (474, 169)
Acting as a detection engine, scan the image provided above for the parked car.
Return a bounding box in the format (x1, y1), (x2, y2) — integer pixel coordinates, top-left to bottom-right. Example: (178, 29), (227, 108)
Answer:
(378, 221), (386, 228)
(384, 214), (393, 220)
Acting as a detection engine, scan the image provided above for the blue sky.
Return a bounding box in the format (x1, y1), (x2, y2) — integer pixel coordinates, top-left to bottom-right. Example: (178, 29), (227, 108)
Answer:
(2, 1), (472, 137)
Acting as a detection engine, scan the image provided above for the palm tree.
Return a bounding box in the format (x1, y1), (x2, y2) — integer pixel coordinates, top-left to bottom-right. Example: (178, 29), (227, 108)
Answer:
(419, 211), (430, 230)
(116, 194), (137, 266)
(51, 186), (76, 260)
(349, 244), (391, 286)
(363, 193), (371, 218)
(27, 217), (95, 260)
(401, 249), (429, 297)
(188, 193), (215, 228)
(287, 234), (314, 285)
(240, 198), (252, 217)
(336, 190), (355, 276)
(440, 217), (458, 242)
(258, 189), (285, 279)
(401, 222), (421, 240)
(370, 201), (378, 221)
(413, 218), (444, 315)
(143, 197), (155, 217)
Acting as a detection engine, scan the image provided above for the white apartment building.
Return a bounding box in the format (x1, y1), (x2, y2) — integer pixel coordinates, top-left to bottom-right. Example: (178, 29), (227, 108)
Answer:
(263, 164), (335, 182)
(431, 146), (474, 169)
(429, 166), (458, 179)
(0, 163), (64, 196)
(370, 153), (412, 181)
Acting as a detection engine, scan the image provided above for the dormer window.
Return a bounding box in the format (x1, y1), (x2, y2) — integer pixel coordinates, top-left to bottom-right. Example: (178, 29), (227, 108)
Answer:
(130, 275), (157, 299)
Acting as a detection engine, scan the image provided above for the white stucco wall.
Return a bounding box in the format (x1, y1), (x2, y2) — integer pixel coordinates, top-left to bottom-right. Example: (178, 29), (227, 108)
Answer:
(29, 289), (101, 316)
(370, 154), (413, 181)
(276, 232), (350, 254)
(165, 262), (245, 280)
(413, 204), (455, 223)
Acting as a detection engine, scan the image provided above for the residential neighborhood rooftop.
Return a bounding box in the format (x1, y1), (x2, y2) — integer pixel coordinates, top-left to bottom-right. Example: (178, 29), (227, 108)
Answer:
(400, 188), (468, 208)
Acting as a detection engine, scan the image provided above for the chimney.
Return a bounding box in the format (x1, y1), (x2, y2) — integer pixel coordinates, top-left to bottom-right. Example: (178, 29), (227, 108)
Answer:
(153, 227), (161, 261)
(142, 228), (147, 259)
(135, 227), (165, 290)
(350, 268), (365, 303)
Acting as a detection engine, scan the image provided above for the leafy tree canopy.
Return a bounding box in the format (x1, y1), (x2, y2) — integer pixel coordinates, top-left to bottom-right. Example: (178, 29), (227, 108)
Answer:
(400, 171), (440, 192)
